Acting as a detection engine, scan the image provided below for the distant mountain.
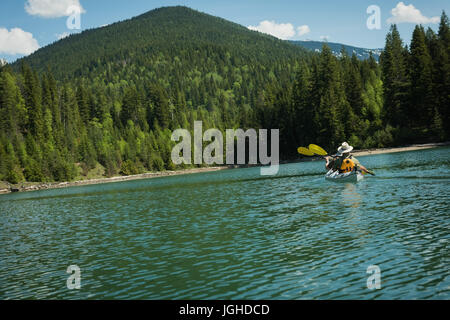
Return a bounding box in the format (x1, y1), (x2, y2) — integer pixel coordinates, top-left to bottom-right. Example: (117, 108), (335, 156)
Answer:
(290, 40), (382, 61)
(14, 6), (309, 80)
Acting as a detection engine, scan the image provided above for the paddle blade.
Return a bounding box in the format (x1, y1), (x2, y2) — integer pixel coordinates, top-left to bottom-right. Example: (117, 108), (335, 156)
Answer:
(361, 169), (375, 176)
(309, 144), (328, 156)
(297, 147), (314, 156)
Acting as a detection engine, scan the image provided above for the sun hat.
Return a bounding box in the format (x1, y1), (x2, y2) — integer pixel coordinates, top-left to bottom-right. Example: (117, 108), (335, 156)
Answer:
(337, 142), (353, 156)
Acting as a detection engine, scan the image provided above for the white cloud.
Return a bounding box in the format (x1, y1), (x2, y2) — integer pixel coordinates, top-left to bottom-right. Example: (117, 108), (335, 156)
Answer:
(297, 25), (311, 36)
(387, 2), (439, 24)
(25, 0), (85, 18)
(0, 28), (40, 55)
(248, 20), (296, 40)
(320, 35), (330, 41)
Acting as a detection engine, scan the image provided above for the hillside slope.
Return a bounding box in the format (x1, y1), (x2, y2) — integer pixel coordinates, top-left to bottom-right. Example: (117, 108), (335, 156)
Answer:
(15, 6), (309, 80)
(2, 6), (313, 183)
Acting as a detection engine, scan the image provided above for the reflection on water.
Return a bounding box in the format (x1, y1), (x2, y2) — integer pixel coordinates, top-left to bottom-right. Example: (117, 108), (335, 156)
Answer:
(0, 147), (449, 299)
(341, 183), (362, 209)
(341, 184), (370, 246)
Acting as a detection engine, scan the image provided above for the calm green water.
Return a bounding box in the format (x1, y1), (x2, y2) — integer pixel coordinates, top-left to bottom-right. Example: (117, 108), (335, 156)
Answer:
(1, 147), (449, 299)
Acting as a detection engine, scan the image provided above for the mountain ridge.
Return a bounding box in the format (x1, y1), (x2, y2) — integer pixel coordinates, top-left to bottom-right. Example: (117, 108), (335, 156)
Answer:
(14, 6), (309, 79)
(12, 6), (383, 75)
(290, 40), (382, 61)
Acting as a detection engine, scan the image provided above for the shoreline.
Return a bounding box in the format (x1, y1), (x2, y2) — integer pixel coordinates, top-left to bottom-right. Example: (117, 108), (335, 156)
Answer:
(0, 166), (229, 195)
(351, 142), (449, 156)
(1, 142), (448, 195)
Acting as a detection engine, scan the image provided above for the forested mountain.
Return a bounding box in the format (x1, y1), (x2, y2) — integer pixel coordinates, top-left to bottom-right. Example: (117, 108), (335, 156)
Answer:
(290, 40), (382, 61)
(14, 6), (308, 80)
(0, 6), (449, 184)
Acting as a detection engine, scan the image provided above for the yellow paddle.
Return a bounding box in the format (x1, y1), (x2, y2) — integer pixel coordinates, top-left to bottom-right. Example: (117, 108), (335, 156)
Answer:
(297, 147), (315, 156)
(298, 144), (329, 159)
(308, 144), (328, 156)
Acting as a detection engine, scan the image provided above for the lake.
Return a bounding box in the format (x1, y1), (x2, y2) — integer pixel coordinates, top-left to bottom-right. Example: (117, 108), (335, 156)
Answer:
(0, 147), (449, 299)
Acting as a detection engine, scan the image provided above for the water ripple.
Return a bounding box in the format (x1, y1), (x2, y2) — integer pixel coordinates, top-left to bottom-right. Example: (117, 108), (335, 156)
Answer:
(0, 147), (449, 299)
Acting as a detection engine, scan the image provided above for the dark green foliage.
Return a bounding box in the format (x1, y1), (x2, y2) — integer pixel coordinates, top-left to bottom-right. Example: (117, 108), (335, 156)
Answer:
(436, 11), (450, 136)
(410, 26), (434, 127)
(147, 84), (170, 129)
(120, 159), (140, 176)
(23, 158), (45, 182)
(379, 13), (450, 142)
(121, 86), (146, 129)
(6, 164), (24, 184)
(380, 25), (410, 128)
(48, 150), (77, 181)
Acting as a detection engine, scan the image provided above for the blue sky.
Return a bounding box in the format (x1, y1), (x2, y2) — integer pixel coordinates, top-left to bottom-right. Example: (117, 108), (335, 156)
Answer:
(1, 0), (449, 62)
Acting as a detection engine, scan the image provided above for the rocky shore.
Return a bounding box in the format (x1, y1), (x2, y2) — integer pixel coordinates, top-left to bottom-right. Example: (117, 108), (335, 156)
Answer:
(0, 166), (228, 195)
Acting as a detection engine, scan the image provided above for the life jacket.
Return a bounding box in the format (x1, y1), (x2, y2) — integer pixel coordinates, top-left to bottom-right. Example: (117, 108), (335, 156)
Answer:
(340, 158), (355, 173)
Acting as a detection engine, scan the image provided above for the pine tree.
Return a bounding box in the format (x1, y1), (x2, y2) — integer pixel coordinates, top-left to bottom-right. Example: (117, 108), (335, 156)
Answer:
(316, 44), (345, 148)
(380, 25), (410, 128)
(76, 83), (90, 123)
(409, 25), (434, 134)
(437, 11), (450, 137)
(120, 86), (145, 128)
(22, 65), (44, 141)
(425, 27), (446, 140)
(147, 84), (170, 129)
(292, 62), (314, 147)
(0, 70), (26, 135)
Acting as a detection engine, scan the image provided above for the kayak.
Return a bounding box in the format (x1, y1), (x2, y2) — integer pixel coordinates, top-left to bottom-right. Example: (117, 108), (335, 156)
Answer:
(325, 169), (364, 183)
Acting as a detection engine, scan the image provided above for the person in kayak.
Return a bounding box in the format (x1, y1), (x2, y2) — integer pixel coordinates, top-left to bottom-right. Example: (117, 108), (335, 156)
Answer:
(325, 142), (371, 174)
